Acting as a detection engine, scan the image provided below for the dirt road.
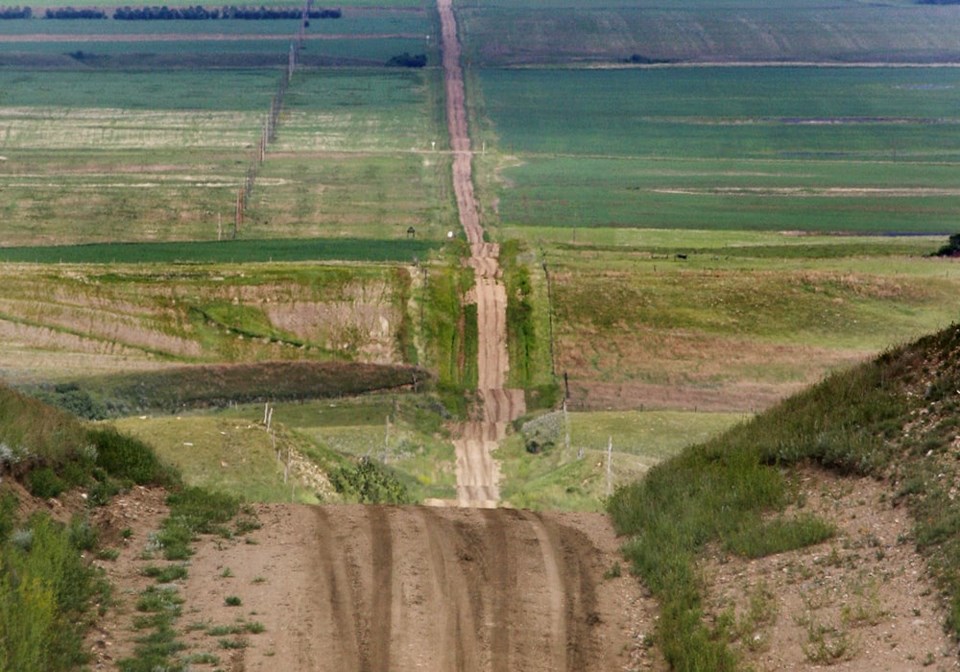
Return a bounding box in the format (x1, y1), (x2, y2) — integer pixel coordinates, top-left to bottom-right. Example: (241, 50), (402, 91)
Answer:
(179, 503), (660, 672)
(438, 0), (525, 508)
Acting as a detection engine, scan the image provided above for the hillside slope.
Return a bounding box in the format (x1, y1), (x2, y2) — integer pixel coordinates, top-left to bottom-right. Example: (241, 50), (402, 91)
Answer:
(611, 322), (960, 670)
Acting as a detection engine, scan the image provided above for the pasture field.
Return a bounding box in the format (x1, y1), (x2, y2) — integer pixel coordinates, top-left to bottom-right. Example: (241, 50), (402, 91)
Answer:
(0, 0), (428, 9)
(475, 67), (960, 234)
(263, 395), (458, 502)
(544, 239), (960, 412)
(498, 409), (747, 511)
(0, 12), (426, 37)
(0, 35), (432, 65)
(457, 1), (960, 65)
(0, 4), (435, 66)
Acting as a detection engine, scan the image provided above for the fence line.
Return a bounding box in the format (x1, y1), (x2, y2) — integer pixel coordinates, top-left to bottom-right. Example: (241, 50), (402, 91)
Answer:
(234, 0), (313, 237)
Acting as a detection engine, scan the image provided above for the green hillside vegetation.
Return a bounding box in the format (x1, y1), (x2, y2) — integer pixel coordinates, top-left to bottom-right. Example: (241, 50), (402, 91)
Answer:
(609, 323), (960, 671)
(0, 383), (183, 672)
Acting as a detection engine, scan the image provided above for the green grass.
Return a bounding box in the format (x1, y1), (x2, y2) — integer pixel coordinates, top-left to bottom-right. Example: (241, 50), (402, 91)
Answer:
(268, 393), (458, 502)
(113, 415), (322, 504)
(498, 409), (743, 511)
(0, 67), (449, 246)
(477, 67), (960, 234)
(607, 323), (960, 671)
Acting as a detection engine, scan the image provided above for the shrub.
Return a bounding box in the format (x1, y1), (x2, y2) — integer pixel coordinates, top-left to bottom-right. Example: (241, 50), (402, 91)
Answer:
(26, 467), (65, 499)
(89, 427), (178, 487)
(329, 457), (411, 504)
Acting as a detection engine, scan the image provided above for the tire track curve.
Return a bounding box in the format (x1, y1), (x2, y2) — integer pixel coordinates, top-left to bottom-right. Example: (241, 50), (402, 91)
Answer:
(199, 504), (659, 672)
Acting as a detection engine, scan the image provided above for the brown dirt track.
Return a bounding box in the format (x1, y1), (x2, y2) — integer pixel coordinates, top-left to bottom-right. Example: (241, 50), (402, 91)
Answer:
(177, 504), (661, 672)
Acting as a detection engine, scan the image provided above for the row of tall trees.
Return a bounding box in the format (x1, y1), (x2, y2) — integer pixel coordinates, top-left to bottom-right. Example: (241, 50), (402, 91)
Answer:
(44, 7), (107, 19)
(0, 5), (340, 20)
(0, 6), (31, 19)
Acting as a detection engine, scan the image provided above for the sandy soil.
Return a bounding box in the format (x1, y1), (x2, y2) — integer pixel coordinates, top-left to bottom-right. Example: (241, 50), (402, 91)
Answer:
(438, 0), (525, 508)
(178, 503), (664, 672)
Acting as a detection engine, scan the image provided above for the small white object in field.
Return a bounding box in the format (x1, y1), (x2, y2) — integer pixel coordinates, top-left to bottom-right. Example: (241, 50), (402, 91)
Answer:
(447, 231), (454, 238)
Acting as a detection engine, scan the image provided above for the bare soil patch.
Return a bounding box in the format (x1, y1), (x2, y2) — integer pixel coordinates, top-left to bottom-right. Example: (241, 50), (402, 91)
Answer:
(701, 469), (959, 671)
(176, 503), (665, 672)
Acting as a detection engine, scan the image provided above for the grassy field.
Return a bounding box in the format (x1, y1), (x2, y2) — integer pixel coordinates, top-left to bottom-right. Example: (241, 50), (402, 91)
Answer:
(499, 409), (746, 511)
(113, 413), (323, 503)
(457, 0), (960, 65)
(543, 237), (960, 412)
(475, 67), (960, 235)
(245, 68), (455, 241)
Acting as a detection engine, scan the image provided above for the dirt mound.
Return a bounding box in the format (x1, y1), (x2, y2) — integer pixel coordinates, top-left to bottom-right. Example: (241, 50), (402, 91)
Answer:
(178, 503), (664, 671)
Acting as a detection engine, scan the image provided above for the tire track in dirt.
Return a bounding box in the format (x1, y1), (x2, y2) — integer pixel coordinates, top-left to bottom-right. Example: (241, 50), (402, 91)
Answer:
(437, 0), (525, 508)
(186, 504), (656, 672)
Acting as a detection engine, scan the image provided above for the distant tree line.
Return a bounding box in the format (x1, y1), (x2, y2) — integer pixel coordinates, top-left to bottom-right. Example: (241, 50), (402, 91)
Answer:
(44, 7), (107, 19)
(917, 0), (960, 4)
(23, 5), (341, 20)
(624, 53), (673, 65)
(114, 5), (221, 19)
(222, 5), (341, 19)
(386, 52), (426, 68)
(0, 6), (31, 19)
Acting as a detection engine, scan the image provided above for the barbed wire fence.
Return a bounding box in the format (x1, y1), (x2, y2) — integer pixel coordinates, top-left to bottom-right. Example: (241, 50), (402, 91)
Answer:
(234, 0), (314, 237)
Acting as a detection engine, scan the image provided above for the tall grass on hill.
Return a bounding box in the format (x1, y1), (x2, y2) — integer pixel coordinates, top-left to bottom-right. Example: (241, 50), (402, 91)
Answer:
(0, 383), (188, 672)
(609, 324), (960, 671)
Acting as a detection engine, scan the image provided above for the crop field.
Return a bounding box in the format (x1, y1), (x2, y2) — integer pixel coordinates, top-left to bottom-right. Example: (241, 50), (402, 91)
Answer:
(475, 67), (960, 235)
(245, 68), (454, 240)
(0, 65), (451, 243)
(457, 0), (960, 65)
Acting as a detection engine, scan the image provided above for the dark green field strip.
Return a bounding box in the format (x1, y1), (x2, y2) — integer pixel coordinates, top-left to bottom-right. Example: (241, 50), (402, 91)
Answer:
(0, 237), (441, 264)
